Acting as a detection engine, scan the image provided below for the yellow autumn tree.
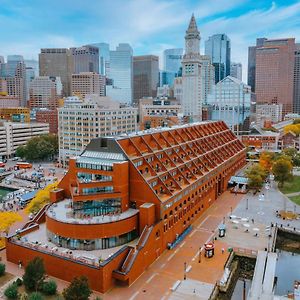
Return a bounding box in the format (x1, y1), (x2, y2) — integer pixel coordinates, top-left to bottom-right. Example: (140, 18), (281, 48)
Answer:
(0, 212), (22, 249)
(25, 182), (59, 214)
(284, 124), (300, 136)
(259, 151), (275, 173)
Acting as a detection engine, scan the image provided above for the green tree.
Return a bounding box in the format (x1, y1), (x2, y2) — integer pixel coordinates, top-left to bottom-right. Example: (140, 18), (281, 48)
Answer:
(42, 280), (57, 295)
(0, 262), (5, 276)
(283, 148), (300, 167)
(15, 145), (27, 159)
(245, 164), (267, 191)
(272, 158), (293, 187)
(4, 283), (18, 299)
(62, 276), (92, 300)
(15, 134), (58, 162)
(23, 257), (45, 291)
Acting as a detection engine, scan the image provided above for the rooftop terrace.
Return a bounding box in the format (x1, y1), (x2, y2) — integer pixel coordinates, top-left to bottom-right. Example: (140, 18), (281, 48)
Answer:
(46, 199), (139, 225)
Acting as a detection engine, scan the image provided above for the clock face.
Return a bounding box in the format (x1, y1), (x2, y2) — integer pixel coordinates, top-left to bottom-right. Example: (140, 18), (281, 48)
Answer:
(188, 40), (193, 47)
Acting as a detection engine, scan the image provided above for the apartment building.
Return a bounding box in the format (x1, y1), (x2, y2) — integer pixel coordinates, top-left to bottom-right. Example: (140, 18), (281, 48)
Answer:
(58, 95), (137, 164)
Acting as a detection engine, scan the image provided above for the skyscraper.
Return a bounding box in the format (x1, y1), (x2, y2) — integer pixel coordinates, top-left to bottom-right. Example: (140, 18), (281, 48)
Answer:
(133, 55), (159, 101)
(199, 55), (215, 104)
(90, 43), (110, 76)
(247, 38), (267, 92)
(2, 57), (27, 106)
(181, 14), (202, 121)
(294, 44), (300, 113)
(71, 45), (99, 74)
(205, 34), (231, 83)
(25, 59), (39, 76)
(6, 55), (24, 77)
(39, 48), (74, 96)
(106, 43), (133, 104)
(163, 48), (183, 74)
(255, 38), (296, 116)
(230, 62), (242, 81)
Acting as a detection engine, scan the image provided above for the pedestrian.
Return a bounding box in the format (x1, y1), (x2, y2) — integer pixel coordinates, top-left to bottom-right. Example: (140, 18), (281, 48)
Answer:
(221, 248), (225, 254)
(18, 260), (22, 269)
(252, 218), (254, 224)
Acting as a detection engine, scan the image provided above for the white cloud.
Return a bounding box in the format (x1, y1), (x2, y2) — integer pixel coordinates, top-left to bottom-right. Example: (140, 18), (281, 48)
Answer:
(1, 0), (300, 83)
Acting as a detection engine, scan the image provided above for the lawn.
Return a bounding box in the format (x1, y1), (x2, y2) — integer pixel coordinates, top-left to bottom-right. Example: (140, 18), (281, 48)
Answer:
(288, 195), (300, 206)
(279, 176), (300, 194)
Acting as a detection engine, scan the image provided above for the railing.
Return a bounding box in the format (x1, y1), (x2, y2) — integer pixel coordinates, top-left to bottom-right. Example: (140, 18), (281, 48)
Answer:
(118, 225), (153, 274)
(22, 204), (50, 230)
(233, 247), (258, 258)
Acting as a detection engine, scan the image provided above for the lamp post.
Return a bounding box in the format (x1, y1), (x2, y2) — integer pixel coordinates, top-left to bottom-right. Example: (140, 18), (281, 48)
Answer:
(246, 198), (248, 210)
(198, 248), (202, 263)
(184, 262), (187, 280)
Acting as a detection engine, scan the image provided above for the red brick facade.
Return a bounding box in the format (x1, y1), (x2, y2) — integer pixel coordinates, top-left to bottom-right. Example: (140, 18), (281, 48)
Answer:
(6, 121), (246, 293)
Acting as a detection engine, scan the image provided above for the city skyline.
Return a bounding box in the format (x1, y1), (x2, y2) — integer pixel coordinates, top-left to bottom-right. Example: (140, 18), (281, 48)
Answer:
(1, 0), (300, 80)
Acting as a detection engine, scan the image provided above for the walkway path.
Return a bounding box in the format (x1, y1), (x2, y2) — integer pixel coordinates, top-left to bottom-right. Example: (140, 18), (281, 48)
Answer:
(284, 191), (300, 197)
(102, 191), (245, 300)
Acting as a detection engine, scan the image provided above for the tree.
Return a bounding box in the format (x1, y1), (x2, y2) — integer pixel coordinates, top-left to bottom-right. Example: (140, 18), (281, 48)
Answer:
(25, 182), (58, 214)
(245, 164), (267, 190)
(0, 262), (5, 276)
(15, 134), (58, 161)
(272, 158), (293, 187)
(23, 257), (45, 291)
(0, 212), (22, 248)
(284, 124), (300, 136)
(15, 145), (27, 158)
(259, 151), (275, 173)
(4, 283), (18, 299)
(42, 280), (57, 295)
(63, 276), (92, 300)
(282, 148), (300, 167)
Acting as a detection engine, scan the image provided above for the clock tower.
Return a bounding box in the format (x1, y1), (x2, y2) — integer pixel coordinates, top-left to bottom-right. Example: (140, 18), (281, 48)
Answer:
(181, 14), (203, 121)
(185, 14), (200, 55)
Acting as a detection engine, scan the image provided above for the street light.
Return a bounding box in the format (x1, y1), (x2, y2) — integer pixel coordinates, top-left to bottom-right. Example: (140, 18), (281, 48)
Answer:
(246, 198), (248, 210)
(198, 248), (202, 263)
(184, 262), (187, 280)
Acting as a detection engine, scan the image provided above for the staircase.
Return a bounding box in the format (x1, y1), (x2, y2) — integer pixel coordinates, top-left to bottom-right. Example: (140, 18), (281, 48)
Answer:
(113, 225), (153, 282)
(22, 204), (50, 230)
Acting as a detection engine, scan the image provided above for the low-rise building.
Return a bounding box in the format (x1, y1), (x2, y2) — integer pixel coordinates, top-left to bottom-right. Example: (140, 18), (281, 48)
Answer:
(0, 95), (20, 108)
(0, 107), (30, 123)
(241, 132), (279, 151)
(138, 97), (182, 129)
(58, 95), (137, 165)
(256, 104), (283, 127)
(0, 121), (49, 158)
(36, 109), (58, 134)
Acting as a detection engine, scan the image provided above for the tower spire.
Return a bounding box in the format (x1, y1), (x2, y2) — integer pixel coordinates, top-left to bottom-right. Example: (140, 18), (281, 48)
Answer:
(186, 13), (199, 33)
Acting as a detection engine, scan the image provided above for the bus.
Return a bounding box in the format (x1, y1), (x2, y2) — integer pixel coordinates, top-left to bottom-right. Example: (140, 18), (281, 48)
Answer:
(16, 162), (33, 169)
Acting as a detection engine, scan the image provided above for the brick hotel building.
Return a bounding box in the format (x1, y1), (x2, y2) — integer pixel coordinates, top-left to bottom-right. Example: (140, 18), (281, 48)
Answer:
(6, 121), (246, 293)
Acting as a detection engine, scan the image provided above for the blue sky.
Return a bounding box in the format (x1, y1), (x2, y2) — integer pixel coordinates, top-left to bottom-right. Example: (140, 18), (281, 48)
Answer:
(1, 0), (300, 79)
